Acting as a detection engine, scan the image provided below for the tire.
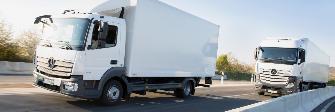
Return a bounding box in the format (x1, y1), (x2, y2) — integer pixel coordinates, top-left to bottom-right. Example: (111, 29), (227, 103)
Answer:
(321, 83), (327, 88)
(100, 80), (124, 106)
(174, 81), (193, 98)
(257, 91), (265, 95)
(148, 89), (157, 92)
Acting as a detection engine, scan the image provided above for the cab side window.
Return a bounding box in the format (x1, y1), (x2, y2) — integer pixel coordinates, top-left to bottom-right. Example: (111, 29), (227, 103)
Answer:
(105, 25), (118, 47)
(90, 21), (118, 49)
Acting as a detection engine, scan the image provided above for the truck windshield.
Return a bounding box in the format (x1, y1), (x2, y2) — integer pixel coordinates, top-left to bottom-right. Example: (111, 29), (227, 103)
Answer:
(43, 18), (90, 50)
(258, 47), (298, 65)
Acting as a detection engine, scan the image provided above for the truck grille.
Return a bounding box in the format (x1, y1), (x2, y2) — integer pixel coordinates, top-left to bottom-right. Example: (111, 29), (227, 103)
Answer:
(36, 57), (73, 78)
(259, 69), (289, 85)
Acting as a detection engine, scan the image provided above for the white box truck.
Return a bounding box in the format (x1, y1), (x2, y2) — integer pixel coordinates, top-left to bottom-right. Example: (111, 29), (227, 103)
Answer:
(254, 38), (330, 96)
(32, 0), (219, 105)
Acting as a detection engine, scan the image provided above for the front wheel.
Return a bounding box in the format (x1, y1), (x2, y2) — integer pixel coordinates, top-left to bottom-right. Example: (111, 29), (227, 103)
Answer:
(100, 80), (124, 105)
(257, 91), (265, 95)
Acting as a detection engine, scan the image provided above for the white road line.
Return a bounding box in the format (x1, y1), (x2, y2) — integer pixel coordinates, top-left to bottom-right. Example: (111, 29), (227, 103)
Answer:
(321, 98), (335, 112)
(224, 93), (256, 98)
(197, 84), (253, 88)
(0, 88), (54, 95)
(202, 93), (256, 100)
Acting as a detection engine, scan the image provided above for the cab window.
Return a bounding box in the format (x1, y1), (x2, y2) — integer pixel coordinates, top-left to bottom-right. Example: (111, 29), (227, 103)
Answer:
(90, 21), (118, 49)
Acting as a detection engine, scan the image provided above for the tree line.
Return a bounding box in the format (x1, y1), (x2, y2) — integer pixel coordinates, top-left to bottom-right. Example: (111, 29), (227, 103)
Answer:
(216, 54), (254, 80)
(0, 21), (40, 62)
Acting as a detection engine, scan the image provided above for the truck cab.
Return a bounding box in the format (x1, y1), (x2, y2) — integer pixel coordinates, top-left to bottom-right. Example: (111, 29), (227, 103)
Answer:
(254, 39), (306, 95)
(33, 11), (127, 99)
(254, 38), (329, 96)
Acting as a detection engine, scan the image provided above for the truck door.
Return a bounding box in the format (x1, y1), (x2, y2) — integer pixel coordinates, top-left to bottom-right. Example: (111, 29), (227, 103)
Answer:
(84, 19), (123, 80)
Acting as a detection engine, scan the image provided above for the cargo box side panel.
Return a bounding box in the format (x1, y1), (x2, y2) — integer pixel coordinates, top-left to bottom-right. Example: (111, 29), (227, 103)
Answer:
(303, 40), (330, 83)
(126, 0), (219, 77)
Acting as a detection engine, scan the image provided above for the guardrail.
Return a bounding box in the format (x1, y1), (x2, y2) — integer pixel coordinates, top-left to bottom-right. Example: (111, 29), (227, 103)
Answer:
(228, 87), (335, 112)
(0, 61), (33, 75)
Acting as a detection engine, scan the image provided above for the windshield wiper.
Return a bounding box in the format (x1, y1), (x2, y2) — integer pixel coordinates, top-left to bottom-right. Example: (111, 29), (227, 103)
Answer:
(274, 58), (296, 62)
(261, 57), (274, 61)
(58, 41), (73, 50)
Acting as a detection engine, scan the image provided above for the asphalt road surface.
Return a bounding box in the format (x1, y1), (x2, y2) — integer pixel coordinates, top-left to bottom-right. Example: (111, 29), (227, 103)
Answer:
(313, 96), (335, 112)
(0, 75), (271, 112)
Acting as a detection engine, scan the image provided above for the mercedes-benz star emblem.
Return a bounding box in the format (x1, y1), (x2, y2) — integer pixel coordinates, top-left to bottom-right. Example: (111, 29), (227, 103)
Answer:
(48, 58), (56, 69)
(271, 69), (277, 75)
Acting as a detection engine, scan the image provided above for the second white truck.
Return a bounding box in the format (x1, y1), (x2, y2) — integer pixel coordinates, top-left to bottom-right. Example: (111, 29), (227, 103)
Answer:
(254, 38), (330, 96)
(32, 0), (219, 105)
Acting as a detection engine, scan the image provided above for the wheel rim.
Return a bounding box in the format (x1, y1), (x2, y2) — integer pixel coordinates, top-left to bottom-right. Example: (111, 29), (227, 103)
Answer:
(184, 82), (191, 95)
(107, 86), (120, 100)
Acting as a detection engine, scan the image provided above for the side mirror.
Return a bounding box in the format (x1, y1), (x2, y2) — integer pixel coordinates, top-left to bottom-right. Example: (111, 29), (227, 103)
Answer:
(254, 48), (259, 60)
(298, 49), (305, 64)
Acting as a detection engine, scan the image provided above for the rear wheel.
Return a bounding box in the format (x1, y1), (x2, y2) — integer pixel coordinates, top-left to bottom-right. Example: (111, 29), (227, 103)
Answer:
(100, 80), (124, 105)
(257, 91), (265, 95)
(148, 89), (157, 92)
(174, 81), (194, 98)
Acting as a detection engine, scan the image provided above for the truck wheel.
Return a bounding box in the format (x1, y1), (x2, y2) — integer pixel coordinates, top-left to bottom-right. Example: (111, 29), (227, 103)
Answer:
(148, 89), (157, 92)
(100, 80), (124, 105)
(300, 82), (310, 91)
(257, 91), (265, 95)
(321, 83), (327, 88)
(174, 81), (193, 98)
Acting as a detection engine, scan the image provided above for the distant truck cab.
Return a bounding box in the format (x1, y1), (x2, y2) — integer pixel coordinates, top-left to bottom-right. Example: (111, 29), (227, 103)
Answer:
(254, 38), (330, 96)
(32, 0), (219, 105)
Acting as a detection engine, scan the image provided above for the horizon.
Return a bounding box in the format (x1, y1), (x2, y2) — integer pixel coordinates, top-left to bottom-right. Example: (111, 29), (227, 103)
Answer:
(0, 0), (334, 67)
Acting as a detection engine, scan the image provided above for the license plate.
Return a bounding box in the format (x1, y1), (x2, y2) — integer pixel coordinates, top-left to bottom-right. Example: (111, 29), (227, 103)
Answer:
(43, 78), (54, 85)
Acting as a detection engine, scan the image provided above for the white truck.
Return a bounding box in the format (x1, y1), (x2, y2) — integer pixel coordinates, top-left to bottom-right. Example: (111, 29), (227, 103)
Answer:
(32, 0), (219, 105)
(254, 38), (330, 96)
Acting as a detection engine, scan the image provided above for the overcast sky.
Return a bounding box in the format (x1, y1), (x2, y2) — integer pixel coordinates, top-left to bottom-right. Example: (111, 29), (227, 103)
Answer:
(0, 0), (334, 66)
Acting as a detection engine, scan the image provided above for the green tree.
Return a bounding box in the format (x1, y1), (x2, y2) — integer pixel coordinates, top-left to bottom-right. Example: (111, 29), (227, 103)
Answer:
(0, 21), (21, 61)
(216, 54), (230, 74)
(216, 54), (254, 80)
(15, 31), (40, 62)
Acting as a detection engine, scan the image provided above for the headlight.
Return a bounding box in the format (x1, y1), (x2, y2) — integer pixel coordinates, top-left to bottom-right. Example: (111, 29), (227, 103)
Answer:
(64, 82), (78, 92)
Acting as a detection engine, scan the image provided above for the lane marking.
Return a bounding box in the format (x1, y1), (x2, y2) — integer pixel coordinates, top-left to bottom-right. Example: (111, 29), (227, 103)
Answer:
(201, 93), (256, 100)
(224, 93), (256, 98)
(0, 88), (54, 95)
(321, 97), (335, 112)
(197, 84), (253, 88)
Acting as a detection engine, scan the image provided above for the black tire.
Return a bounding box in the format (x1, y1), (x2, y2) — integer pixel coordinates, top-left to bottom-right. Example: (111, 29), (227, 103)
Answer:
(100, 80), (124, 106)
(148, 89), (157, 92)
(174, 81), (194, 98)
(257, 91), (265, 95)
(321, 83), (327, 88)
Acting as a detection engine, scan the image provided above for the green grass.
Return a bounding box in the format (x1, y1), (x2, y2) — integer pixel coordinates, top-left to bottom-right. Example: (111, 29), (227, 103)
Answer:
(327, 80), (335, 86)
(225, 72), (252, 81)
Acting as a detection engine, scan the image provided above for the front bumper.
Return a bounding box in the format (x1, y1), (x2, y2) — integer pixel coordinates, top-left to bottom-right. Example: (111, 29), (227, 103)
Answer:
(255, 82), (297, 95)
(33, 71), (100, 99)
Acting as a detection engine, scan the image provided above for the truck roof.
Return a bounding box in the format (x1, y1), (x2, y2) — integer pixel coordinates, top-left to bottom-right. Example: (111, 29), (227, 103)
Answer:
(259, 38), (308, 48)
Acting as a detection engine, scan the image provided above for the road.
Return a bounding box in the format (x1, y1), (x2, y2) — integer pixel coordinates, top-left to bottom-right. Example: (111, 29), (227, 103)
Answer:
(0, 75), (271, 112)
(313, 96), (335, 112)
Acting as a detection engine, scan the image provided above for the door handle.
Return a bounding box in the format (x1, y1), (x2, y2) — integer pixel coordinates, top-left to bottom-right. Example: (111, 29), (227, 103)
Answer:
(110, 60), (118, 65)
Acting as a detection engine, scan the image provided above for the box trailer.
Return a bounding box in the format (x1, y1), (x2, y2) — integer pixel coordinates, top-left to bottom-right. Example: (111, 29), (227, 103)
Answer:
(32, 0), (219, 105)
(254, 38), (330, 96)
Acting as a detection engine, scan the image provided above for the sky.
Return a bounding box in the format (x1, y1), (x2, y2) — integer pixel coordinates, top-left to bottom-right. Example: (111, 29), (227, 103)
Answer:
(0, 0), (334, 66)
